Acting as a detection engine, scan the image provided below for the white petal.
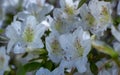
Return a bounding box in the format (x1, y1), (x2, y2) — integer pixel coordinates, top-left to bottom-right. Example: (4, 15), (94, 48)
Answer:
(46, 32), (63, 63)
(53, 8), (67, 20)
(75, 57), (87, 73)
(52, 66), (64, 75)
(31, 38), (44, 49)
(7, 40), (15, 53)
(59, 0), (66, 9)
(111, 25), (120, 42)
(36, 67), (51, 75)
(113, 42), (120, 55)
(34, 24), (47, 38)
(25, 15), (37, 28)
(12, 21), (22, 35)
(5, 24), (18, 40)
(98, 70), (111, 75)
(14, 42), (25, 54)
(82, 31), (90, 40)
(65, 0), (74, 7)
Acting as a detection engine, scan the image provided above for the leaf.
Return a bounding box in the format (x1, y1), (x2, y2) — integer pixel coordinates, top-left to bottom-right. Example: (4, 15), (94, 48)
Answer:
(17, 66), (26, 75)
(16, 62), (43, 75)
(33, 48), (48, 55)
(91, 39), (120, 67)
(91, 40), (119, 59)
(43, 60), (53, 70)
(3, 13), (14, 28)
(23, 62), (43, 72)
(78, 0), (87, 8)
(90, 62), (98, 75)
(87, 48), (107, 63)
(0, 29), (4, 34)
(116, 17), (120, 23)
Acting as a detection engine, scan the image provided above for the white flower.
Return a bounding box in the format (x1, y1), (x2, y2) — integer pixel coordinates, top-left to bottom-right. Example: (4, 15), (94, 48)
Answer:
(59, 0), (80, 16)
(89, 0), (112, 24)
(88, 0), (112, 36)
(52, 8), (81, 34)
(79, 0), (112, 36)
(59, 27), (91, 73)
(79, 4), (96, 28)
(45, 32), (65, 64)
(6, 15), (47, 54)
(0, 47), (10, 75)
(22, 0), (54, 22)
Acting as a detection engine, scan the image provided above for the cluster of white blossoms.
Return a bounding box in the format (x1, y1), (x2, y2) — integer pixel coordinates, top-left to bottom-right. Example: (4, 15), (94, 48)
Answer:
(1, 0), (120, 75)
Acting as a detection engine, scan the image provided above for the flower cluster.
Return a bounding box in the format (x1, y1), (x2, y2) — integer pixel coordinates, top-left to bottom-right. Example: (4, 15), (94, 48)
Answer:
(0, 0), (120, 75)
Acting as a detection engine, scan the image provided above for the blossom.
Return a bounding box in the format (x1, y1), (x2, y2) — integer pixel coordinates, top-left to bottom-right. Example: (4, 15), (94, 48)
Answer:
(0, 47), (10, 75)
(2, 0), (120, 75)
(59, 27), (91, 73)
(79, 4), (97, 30)
(52, 8), (81, 34)
(59, 0), (80, 16)
(45, 32), (65, 64)
(79, 0), (112, 36)
(6, 15), (47, 54)
(22, 0), (54, 22)
(88, 0), (112, 36)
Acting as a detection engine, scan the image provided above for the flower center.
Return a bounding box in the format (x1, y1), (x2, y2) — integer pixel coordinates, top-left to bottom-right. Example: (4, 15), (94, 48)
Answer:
(55, 19), (64, 33)
(85, 12), (96, 26)
(23, 26), (34, 42)
(51, 39), (61, 55)
(65, 5), (74, 15)
(74, 38), (84, 57)
(100, 6), (109, 23)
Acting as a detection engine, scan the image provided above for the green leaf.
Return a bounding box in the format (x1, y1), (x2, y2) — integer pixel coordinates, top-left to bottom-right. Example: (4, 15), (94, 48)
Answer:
(17, 66), (26, 75)
(113, 16), (120, 27)
(90, 62), (98, 75)
(87, 48), (107, 63)
(91, 39), (120, 67)
(91, 40), (119, 59)
(0, 29), (4, 34)
(33, 48), (47, 55)
(43, 60), (53, 70)
(23, 62), (43, 72)
(16, 62), (43, 75)
(3, 13), (14, 28)
(116, 17), (120, 23)
(78, 0), (87, 8)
